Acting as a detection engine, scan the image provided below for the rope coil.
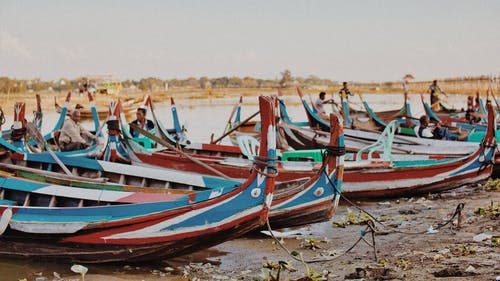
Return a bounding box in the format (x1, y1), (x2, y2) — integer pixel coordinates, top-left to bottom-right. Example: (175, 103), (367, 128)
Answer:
(326, 145), (346, 156)
(252, 155), (278, 168)
(251, 155), (278, 178)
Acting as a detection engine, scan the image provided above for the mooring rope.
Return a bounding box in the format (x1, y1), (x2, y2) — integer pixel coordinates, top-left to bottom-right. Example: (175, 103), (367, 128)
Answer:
(265, 217), (378, 263)
(324, 170), (465, 235)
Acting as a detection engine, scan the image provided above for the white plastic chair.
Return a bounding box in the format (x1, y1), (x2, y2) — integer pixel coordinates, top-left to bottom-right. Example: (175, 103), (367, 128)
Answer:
(237, 135), (260, 160)
(356, 120), (398, 161)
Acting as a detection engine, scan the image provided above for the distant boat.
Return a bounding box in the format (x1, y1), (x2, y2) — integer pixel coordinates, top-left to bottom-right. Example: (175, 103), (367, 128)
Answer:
(54, 91), (140, 120)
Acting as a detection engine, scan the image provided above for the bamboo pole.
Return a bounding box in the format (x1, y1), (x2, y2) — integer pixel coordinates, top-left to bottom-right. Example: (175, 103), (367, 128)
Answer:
(210, 111), (260, 144)
(129, 123), (233, 180)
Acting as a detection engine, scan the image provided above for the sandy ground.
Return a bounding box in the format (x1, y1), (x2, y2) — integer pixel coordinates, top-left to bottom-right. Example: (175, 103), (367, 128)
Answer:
(10, 185), (497, 281)
(181, 185), (499, 281)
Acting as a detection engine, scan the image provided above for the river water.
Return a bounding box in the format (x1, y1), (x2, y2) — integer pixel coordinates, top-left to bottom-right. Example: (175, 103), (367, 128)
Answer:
(0, 92), (469, 280)
(28, 92), (465, 144)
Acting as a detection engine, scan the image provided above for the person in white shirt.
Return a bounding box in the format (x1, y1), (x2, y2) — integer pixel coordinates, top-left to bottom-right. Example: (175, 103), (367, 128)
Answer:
(314, 92), (336, 118)
(59, 110), (98, 151)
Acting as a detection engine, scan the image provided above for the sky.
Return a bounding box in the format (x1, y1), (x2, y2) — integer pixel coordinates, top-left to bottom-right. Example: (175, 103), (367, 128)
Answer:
(0, 0), (499, 82)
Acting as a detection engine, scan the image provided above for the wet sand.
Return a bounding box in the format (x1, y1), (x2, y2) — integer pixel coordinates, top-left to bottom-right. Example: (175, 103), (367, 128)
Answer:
(186, 185), (499, 281)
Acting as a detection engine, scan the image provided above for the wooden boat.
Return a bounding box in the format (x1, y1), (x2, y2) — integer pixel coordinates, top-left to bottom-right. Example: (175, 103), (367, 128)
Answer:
(361, 91), (500, 146)
(0, 92), (101, 159)
(126, 94), (496, 199)
(125, 113), (346, 227)
(419, 93), (494, 134)
(219, 96), (292, 150)
(0, 96), (277, 263)
(0, 96), (67, 153)
(342, 92), (412, 131)
(55, 91), (140, 120)
(281, 89), (482, 156)
(1, 94), (43, 141)
(224, 96), (264, 146)
(266, 114), (343, 228)
(120, 97), (345, 228)
(7, 95), (346, 228)
(140, 95), (191, 147)
(338, 102), (498, 198)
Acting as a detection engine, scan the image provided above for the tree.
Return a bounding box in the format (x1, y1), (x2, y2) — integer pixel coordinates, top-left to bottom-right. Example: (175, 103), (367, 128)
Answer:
(279, 70), (292, 88)
(199, 77), (209, 89)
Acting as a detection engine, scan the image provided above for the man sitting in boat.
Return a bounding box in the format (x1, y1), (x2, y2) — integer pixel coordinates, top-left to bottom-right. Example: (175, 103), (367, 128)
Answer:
(59, 109), (99, 151)
(129, 107), (156, 147)
(416, 115), (468, 141)
(314, 92), (336, 120)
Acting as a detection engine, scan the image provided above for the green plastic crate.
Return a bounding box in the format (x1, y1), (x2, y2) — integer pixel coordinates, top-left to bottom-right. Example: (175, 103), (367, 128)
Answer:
(281, 149), (324, 162)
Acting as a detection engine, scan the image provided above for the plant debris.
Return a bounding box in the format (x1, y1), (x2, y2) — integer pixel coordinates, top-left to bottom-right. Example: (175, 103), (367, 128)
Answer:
(483, 178), (500, 192)
(474, 201), (499, 218)
(332, 208), (372, 227)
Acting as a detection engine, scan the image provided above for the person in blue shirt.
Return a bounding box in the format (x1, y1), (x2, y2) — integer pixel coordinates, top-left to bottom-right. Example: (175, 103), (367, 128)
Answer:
(129, 107), (155, 138)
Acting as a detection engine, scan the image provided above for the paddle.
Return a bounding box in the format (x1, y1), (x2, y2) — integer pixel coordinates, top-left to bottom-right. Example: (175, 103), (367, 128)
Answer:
(26, 122), (73, 176)
(223, 101), (240, 135)
(129, 123), (232, 180)
(210, 110), (260, 144)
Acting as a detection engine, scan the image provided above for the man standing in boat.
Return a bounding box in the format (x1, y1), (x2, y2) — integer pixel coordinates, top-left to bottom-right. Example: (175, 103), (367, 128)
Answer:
(129, 107), (156, 138)
(314, 91), (336, 120)
(428, 80), (448, 111)
(59, 110), (99, 151)
(338, 82), (353, 101)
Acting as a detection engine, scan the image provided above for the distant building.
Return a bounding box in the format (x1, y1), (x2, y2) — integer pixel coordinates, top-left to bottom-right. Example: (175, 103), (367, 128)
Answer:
(83, 75), (121, 95)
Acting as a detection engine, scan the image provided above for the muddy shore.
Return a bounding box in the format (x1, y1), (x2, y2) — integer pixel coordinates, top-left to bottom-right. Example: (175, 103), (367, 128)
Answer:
(8, 184), (498, 281)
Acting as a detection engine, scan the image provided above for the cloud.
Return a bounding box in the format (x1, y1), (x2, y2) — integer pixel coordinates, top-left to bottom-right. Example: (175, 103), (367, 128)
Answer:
(0, 31), (31, 59)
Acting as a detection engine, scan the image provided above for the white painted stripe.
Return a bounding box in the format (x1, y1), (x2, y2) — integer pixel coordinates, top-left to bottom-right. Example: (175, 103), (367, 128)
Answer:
(271, 196), (334, 214)
(37, 185), (133, 202)
(10, 221), (89, 234)
(267, 125), (276, 150)
(105, 204), (263, 239)
(98, 161), (207, 187)
(107, 194), (240, 238)
(344, 167), (483, 192)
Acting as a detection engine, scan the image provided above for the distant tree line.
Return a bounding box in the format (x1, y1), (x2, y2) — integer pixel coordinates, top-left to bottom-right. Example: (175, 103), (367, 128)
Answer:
(0, 71), (496, 94)
(0, 70), (338, 93)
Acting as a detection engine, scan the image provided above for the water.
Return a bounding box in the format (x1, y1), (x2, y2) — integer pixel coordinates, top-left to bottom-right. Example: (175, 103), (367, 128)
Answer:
(0, 92), (469, 280)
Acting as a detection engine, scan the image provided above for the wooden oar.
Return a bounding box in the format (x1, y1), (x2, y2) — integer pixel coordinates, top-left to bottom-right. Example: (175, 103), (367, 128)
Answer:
(210, 110), (260, 144)
(278, 122), (330, 136)
(223, 101), (239, 134)
(129, 123), (232, 180)
(26, 122), (73, 176)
